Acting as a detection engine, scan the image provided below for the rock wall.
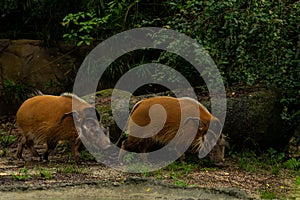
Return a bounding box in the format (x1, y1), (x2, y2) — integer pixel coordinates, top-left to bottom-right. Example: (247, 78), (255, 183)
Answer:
(0, 39), (82, 115)
(1, 39), (54, 88)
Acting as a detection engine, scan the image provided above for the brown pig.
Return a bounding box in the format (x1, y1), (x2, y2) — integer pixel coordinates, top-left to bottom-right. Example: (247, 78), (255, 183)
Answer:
(16, 93), (111, 162)
(118, 96), (228, 165)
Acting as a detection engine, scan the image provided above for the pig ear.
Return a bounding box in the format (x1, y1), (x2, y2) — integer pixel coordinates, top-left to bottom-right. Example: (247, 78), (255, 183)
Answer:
(59, 111), (81, 125)
(219, 134), (230, 148)
(183, 117), (206, 131)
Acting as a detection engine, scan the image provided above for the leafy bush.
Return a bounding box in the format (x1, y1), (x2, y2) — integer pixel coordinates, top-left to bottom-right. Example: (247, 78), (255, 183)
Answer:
(60, 0), (300, 130)
(62, 11), (111, 46)
(156, 0), (300, 128)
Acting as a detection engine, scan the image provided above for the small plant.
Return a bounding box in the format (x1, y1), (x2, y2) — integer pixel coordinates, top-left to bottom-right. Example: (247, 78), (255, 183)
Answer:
(81, 150), (95, 161)
(260, 190), (277, 199)
(174, 179), (187, 187)
(165, 161), (198, 175)
(284, 158), (300, 170)
(167, 171), (188, 187)
(12, 167), (31, 181)
(237, 150), (259, 172)
(123, 152), (135, 164)
(237, 148), (289, 174)
(0, 127), (16, 147)
(153, 171), (163, 180)
(238, 157), (257, 172)
(40, 169), (52, 179)
(200, 167), (218, 172)
(125, 163), (151, 173)
(12, 173), (31, 181)
(141, 171), (151, 178)
(266, 148), (285, 164)
(168, 171), (178, 180)
(295, 176), (300, 186)
(57, 164), (86, 174)
(3, 134), (15, 146)
(260, 148), (285, 174)
(1, 79), (33, 104)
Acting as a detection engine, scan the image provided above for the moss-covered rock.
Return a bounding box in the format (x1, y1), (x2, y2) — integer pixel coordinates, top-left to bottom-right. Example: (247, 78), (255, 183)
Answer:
(221, 90), (291, 150)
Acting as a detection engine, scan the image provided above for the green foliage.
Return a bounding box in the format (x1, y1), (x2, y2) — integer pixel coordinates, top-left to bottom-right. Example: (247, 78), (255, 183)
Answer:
(166, 161), (198, 174)
(0, 122), (16, 147)
(174, 179), (187, 187)
(80, 150), (95, 161)
(260, 190), (277, 199)
(161, 0), (299, 127)
(266, 148), (286, 164)
(152, 170), (163, 180)
(163, 161), (198, 182)
(62, 11), (111, 46)
(62, 0), (143, 46)
(11, 167), (31, 181)
(123, 152), (135, 164)
(57, 164), (86, 174)
(163, 162), (196, 187)
(40, 169), (52, 179)
(0, 79), (33, 104)
(162, 0), (297, 80)
(238, 156), (257, 172)
(0, 0), (17, 14)
(237, 148), (287, 174)
(284, 158), (300, 170)
(295, 176), (300, 188)
(0, 134), (15, 147)
(12, 174), (31, 181)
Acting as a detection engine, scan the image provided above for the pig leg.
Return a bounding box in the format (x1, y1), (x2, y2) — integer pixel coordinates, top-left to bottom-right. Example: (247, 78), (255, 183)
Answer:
(139, 139), (152, 162)
(43, 140), (57, 161)
(16, 136), (26, 160)
(72, 137), (82, 162)
(26, 138), (41, 160)
(16, 135), (40, 161)
(118, 139), (135, 162)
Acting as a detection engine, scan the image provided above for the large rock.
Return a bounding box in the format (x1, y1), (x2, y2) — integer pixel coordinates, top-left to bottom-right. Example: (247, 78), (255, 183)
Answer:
(91, 89), (292, 150)
(221, 90), (291, 150)
(0, 39), (69, 91)
(0, 39), (81, 115)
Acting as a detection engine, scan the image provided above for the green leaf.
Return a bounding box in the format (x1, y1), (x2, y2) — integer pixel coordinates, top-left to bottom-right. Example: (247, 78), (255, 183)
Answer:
(77, 41), (84, 46)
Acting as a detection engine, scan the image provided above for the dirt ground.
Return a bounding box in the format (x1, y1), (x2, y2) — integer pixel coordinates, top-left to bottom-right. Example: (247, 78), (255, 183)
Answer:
(0, 133), (298, 200)
(0, 88), (299, 200)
